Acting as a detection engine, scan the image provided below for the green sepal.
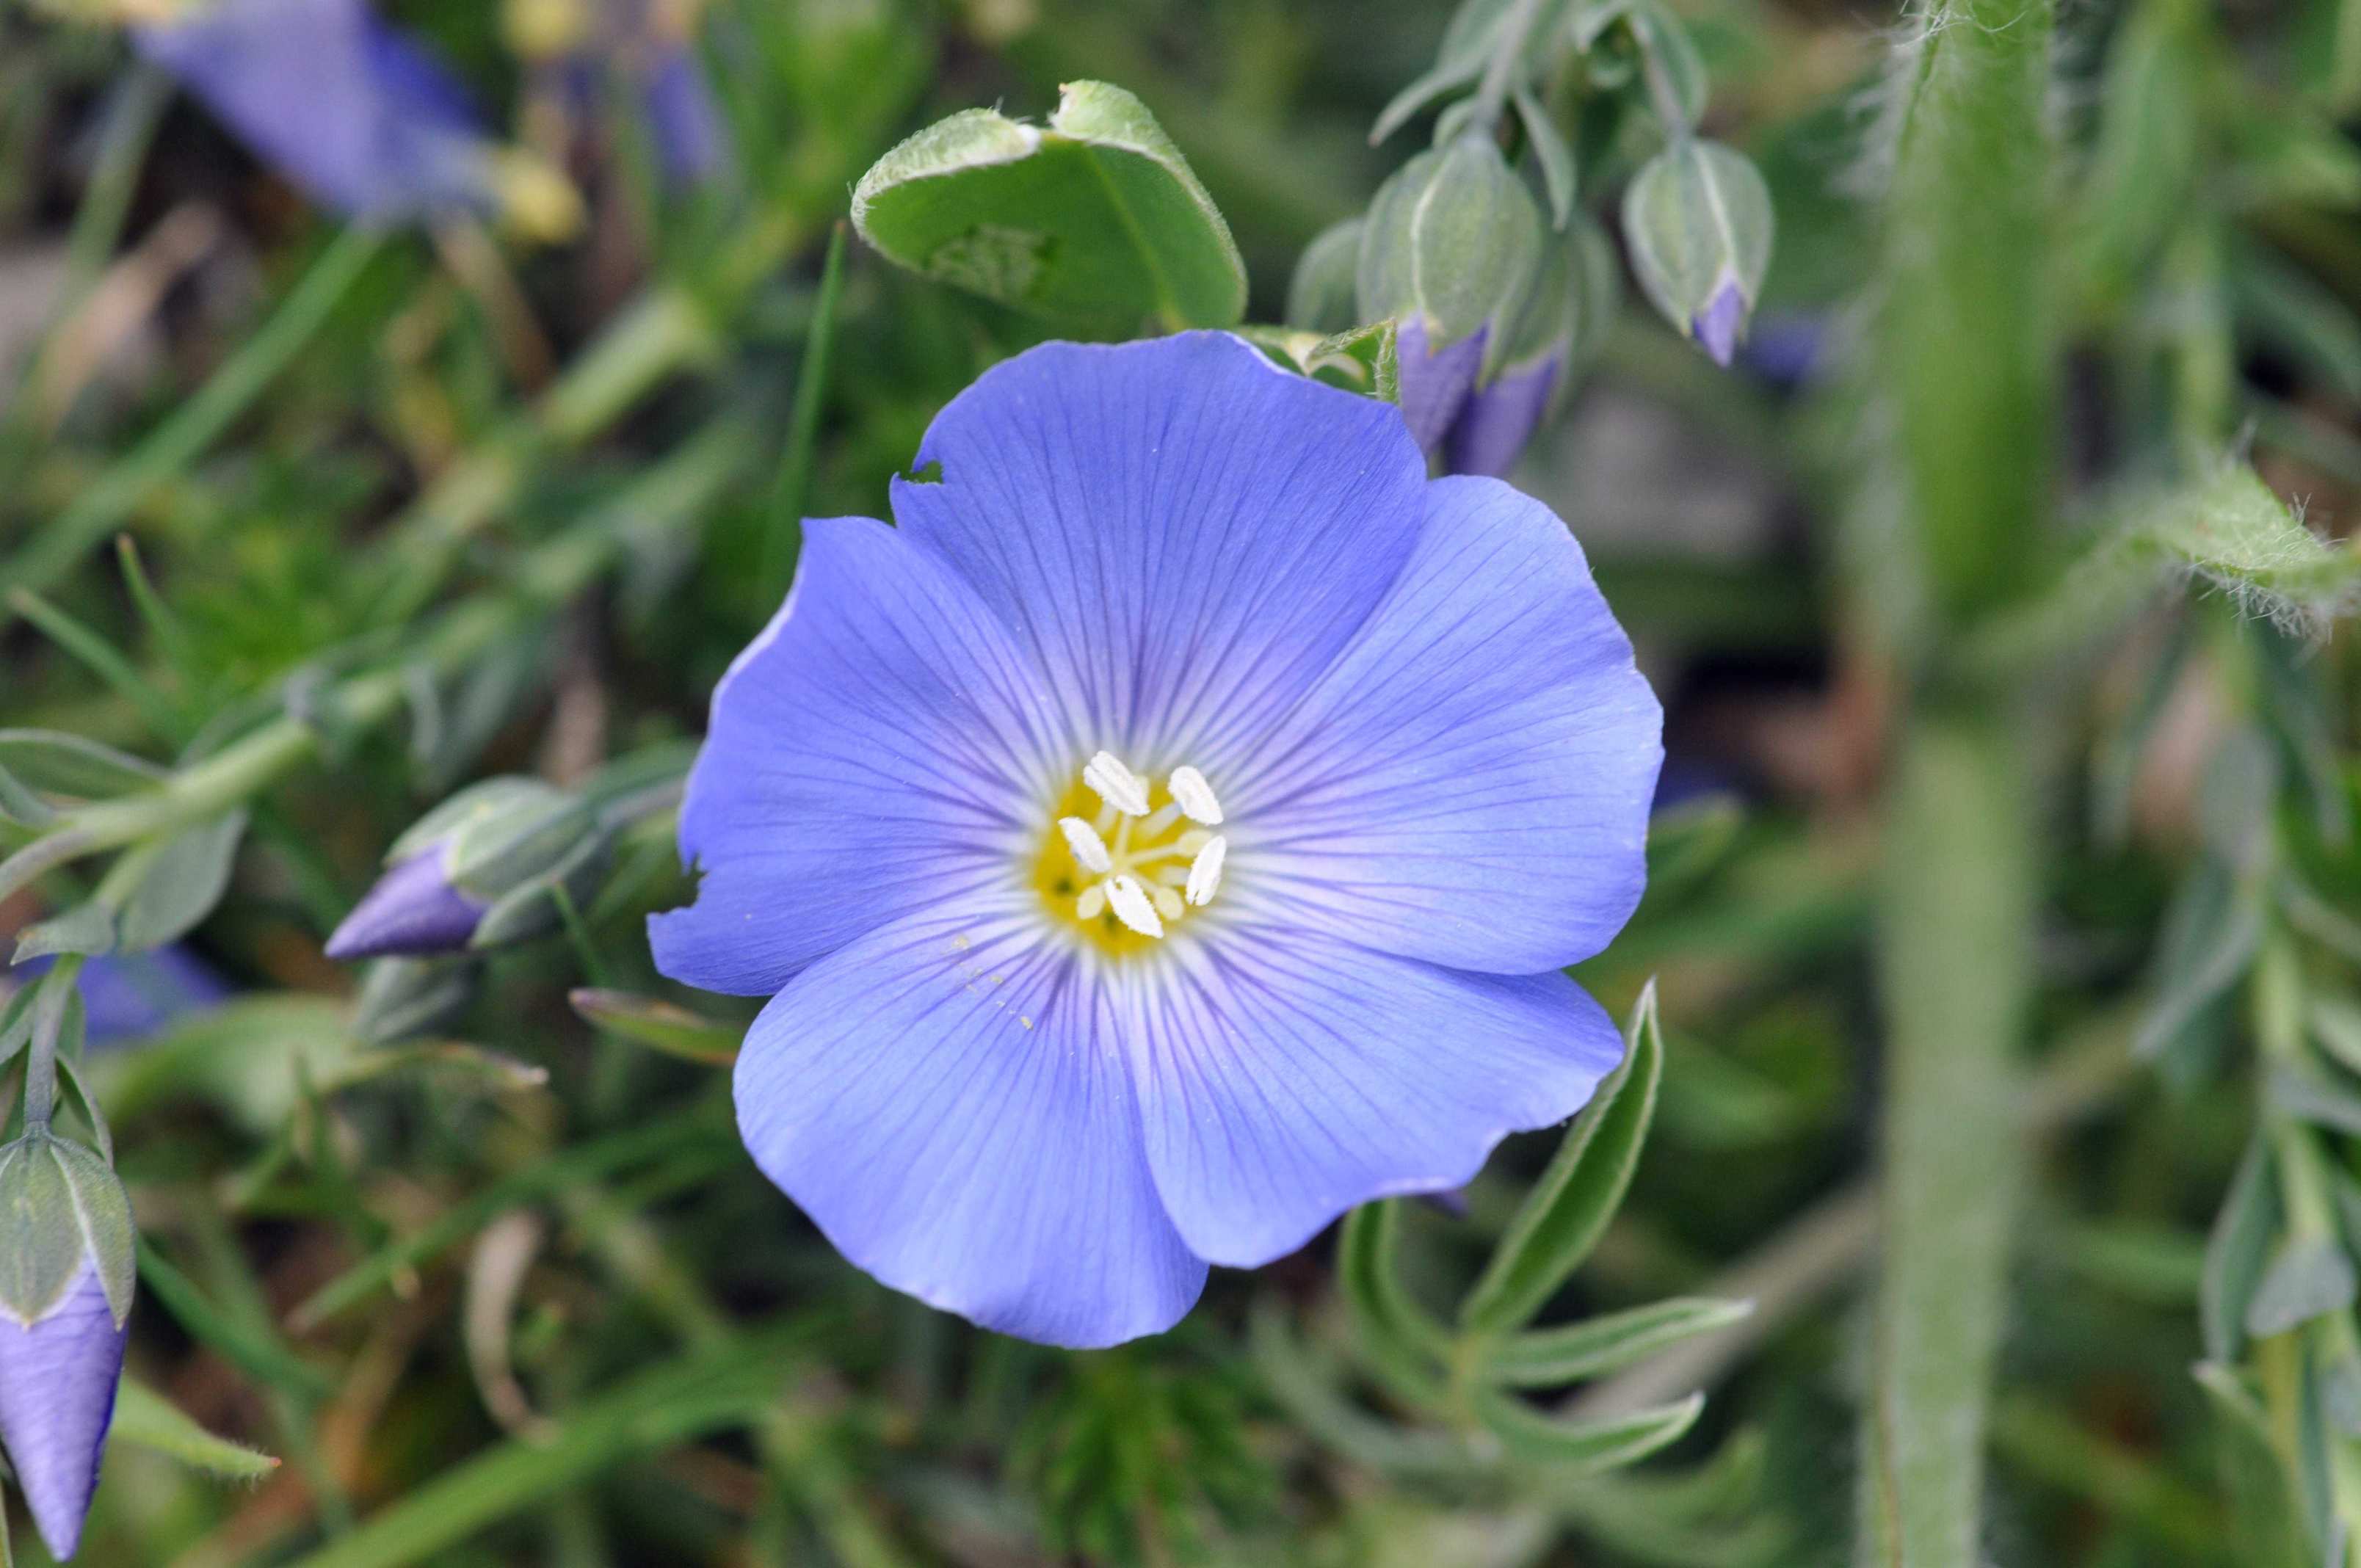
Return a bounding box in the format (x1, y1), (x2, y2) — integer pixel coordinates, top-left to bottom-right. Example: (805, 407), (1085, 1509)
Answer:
(0, 1133), (134, 1327)
(852, 81), (1246, 335)
(2244, 1237), (2357, 1340)
(354, 957), (480, 1046)
(1286, 217), (1364, 335)
(1357, 137), (1543, 349)
(468, 834), (612, 950)
(387, 777), (562, 865)
(1621, 139), (1772, 338)
(48, 1135), (135, 1326)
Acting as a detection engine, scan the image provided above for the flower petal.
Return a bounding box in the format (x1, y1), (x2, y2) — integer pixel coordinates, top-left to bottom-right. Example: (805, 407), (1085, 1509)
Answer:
(0, 1267), (128, 1561)
(1443, 356), (1562, 479)
(734, 901), (1205, 1347)
(1225, 476), (1661, 973)
(1123, 926), (1622, 1267)
(1396, 316), (1487, 455)
(888, 332), (1428, 767)
(651, 516), (1065, 995)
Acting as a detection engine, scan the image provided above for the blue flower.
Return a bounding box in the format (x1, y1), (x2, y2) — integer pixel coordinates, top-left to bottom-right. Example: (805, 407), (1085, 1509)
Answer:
(132, 0), (532, 225)
(651, 332), (1661, 1348)
(0, 1266), (126, 1561)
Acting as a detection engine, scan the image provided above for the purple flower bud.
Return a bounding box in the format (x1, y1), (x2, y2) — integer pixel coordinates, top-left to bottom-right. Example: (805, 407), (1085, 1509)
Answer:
(323, 847), (486, 961)
(0, 1268), (128, 1561)
(9, 948), (228, 1049)
(1692, 279), (1748, 368)
(1394, 317), (1487, 457)
(642, 46), (726, 186)
(1443, 354), (1564, 479)
(133, 0), (493, 223)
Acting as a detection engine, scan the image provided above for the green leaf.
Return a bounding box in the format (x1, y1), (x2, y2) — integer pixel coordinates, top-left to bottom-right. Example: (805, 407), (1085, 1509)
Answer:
(1471, 1386), (1702, 1470)
(2125, 462), (2361, 628)
(852, 81), (1245, 335)
(114, 810), (248, 951)
(1285, 218), (1363, 334)
(13, 901), (117, 964)
(1337, 1200), (1448, 1403)
(2268, 1066), (2361, 1140)
(1459, 981), (1664, 1335)
(2135, 858), (2264, 1060)
(0, 730), (164, 799)
(2202, 1139), (2282, 1365)
(567, 989), (740, 1065)
(1482, 1297), (1752, 1388)
(112, 1375), (280, 1481)
(2244, 1238), (2357, 1340)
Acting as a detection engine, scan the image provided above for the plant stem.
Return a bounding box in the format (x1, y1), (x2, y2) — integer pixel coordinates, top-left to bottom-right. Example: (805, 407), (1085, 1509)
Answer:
(1861, 716), (2034, 1568)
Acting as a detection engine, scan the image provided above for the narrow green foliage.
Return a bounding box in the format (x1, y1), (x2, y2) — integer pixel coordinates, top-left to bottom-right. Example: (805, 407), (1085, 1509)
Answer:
(1471, 1386), (1704, 1470)
(567, 989), (741, 1065)
(1460, 981), (1664, 1335)
(112, 1376), (281, 1482)
(1481, 1297), (1754, 1388)
(761, 220), (850, 598)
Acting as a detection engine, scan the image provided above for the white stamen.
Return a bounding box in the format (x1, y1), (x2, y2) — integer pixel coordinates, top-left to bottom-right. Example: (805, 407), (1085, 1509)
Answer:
(1057, 816), (1113, 875)
(1105, 874), (1164, 937)
(1084, 751), (1150, 816)
(1155, 866), (1191, 888)
(1076, 882), (1107, 921)
(1177, 828), (1214, 854)
(1169, 765), (1224, 825)
(1186, 835), (1227, 907)
(1151, 885), (1185, 921)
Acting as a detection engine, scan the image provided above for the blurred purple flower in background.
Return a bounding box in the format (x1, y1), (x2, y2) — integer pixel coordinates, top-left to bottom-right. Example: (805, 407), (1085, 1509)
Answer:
(132, 0), (498, 222)
(7, 947), (228, 1048)
(651, 332), (1661, 1348)
(508, 0), (728, 186)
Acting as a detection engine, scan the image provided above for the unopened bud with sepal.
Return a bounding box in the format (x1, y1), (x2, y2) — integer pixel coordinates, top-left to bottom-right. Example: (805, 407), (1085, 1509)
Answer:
(1621, 138), (1772, 366)
(1356, 136), (1543, 454)
(0, 1133), (136, 1561)
(325, 777), (610, 962)
(1444, 217), (1622, 477)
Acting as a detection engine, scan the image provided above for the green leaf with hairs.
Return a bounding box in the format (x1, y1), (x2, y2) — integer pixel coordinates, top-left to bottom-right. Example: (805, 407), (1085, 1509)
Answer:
(853, 81), (1245, 335)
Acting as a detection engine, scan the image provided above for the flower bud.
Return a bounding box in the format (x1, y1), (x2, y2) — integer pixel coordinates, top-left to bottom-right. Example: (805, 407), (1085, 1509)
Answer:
(0, 1135), (136, 1561)
(352, 956), (480, 1045)
(1357, 137), (1544, 453)
(326, 778), (606, 961)
(1442, 219), (1621, 478)
(1621, 139), (1773, 366)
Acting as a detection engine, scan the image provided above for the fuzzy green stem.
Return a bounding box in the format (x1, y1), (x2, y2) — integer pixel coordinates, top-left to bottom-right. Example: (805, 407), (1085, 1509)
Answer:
(1861, 715), (2034, 1568)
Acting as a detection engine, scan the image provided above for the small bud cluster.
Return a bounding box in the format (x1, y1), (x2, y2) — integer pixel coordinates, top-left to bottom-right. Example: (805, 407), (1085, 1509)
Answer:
(1288, 0), (1776, 476)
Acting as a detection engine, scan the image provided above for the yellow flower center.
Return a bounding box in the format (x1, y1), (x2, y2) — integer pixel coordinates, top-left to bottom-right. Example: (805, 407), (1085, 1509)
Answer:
(1031, 752), (1226, 959)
